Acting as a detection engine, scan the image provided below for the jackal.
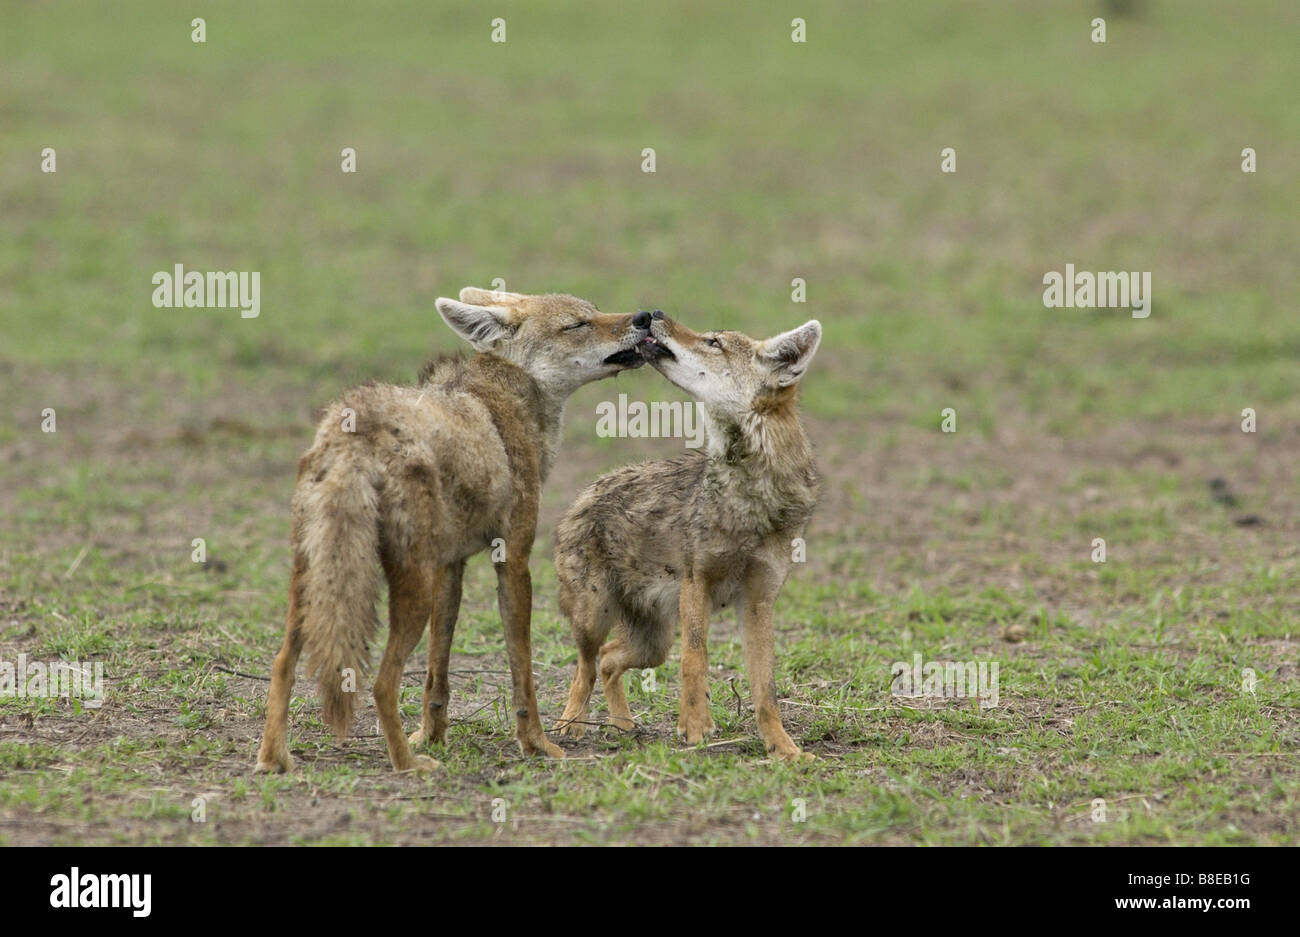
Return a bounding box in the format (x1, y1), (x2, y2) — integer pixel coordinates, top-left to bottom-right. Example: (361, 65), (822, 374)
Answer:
(555, 312), (822, 761)
(255, 288), (652, 774)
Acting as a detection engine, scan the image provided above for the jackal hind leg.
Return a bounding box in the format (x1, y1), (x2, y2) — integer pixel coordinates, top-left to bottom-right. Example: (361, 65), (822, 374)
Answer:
(255, 555), (306, 773)
(597, 634), (640, 731)
(598, 611), (674, 733)
(557, 594), (617, 739)
(409, 559), (465, 750)
(375, 562), (439, 773)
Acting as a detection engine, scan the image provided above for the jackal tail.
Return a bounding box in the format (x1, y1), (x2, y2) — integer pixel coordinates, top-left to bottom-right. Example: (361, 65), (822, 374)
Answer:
(294, 454), (383, 739)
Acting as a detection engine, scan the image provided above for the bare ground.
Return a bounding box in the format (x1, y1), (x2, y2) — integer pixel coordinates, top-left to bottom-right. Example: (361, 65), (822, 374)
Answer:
(1, 358), (1297, 844)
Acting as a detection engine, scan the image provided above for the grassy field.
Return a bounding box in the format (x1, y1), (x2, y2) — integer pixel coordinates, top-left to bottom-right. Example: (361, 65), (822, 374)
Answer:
(1, 0), (1298, 845)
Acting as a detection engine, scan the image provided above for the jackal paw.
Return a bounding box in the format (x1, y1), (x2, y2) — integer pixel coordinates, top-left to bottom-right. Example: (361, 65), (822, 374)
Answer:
(408, 726), (445, 748)
(399, 754), (442, 774)
(520, 737), (565, 759)
(556, 715), (587, 739)
(772, 747), (816, 764)
(606, 714), (635, 732)
(254, 747), (293, 774)
(676, 711), (716, 744)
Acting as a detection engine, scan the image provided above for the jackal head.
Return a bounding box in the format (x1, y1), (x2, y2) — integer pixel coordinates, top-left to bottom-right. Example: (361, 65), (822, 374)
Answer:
(434, 288), (650, 397)
(637, 313), (822, 419)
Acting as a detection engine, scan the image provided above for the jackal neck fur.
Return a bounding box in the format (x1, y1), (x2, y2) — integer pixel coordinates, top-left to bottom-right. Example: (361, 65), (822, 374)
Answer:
(417, 352), (566, 483)
(699, 383), (820, 536)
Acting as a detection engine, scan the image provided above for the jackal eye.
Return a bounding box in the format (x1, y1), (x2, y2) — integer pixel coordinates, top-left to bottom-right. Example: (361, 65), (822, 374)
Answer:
(562, 320), (590, 331)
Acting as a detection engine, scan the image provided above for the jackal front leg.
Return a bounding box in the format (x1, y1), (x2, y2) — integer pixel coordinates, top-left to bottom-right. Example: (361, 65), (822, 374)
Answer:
(496, 552), (564, 759)
(677, 571), (715, 743)
(742, 563), (811, 762)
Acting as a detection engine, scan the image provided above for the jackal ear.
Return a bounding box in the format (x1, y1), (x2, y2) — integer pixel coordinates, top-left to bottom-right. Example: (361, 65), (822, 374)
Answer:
(758, 320), (821, 387)
(459, 286), (525, 306)
(435, 298), (516, 350)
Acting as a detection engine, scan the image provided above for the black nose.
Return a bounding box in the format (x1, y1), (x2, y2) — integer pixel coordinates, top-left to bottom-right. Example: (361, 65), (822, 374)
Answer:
(652, 310), (664, 320)
(633, 311), (652, 330)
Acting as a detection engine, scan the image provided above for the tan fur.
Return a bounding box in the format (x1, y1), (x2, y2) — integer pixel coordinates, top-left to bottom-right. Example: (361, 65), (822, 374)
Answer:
(555, 315), (823, 761)
(255, 289), (649, 773)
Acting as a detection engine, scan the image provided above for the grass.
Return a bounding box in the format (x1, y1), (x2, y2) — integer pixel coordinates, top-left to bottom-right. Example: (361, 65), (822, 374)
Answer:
(0, 0), (1297, 844)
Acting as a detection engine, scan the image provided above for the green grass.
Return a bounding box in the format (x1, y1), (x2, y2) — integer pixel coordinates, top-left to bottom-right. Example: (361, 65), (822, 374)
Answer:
(1, 0), (1297, 845)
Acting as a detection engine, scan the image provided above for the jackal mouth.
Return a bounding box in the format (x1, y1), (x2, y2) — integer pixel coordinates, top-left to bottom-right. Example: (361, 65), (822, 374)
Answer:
(603, 346), (645, 367)
(637, 334), (676, 362)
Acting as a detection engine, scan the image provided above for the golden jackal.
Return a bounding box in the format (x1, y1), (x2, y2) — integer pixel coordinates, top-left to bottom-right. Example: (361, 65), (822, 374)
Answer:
(556, 312), (822, 761)
(256, 289), (653, 774)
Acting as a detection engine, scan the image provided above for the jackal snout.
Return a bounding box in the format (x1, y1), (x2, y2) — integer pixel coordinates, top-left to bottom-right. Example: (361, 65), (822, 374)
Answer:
(635, 310), (675, 362)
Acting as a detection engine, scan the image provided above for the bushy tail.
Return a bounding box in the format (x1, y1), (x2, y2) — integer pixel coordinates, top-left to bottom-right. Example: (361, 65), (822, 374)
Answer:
(293, 451), (383, 740)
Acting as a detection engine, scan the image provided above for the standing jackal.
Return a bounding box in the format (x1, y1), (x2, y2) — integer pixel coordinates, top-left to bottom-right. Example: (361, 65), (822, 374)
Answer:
(255, 289), (652, 774)
(555, 313), (822, 761)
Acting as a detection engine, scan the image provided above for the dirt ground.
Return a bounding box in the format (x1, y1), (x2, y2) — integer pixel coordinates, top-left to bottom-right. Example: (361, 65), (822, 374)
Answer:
(2, 357), (1296, 845)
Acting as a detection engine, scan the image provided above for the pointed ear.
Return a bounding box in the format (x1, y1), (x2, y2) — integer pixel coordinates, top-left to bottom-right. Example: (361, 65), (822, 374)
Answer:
(757, 320), (821, 387)
(435, 298), (516, 350)
(459, 286), (525, 305)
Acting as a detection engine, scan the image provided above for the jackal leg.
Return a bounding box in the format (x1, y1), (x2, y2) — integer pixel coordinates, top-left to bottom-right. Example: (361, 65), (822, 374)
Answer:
(374, 565), (439, 773)
(255, 555), (306, 773)
(558, 641), (599, 737)
(558, 598), (615, 738)
(409, 559), (465, 749)
(677, 572), (715, 743)
(597, 634), (640, 731)
(496, 553), (563, 759)
(742, 562), (810, 762)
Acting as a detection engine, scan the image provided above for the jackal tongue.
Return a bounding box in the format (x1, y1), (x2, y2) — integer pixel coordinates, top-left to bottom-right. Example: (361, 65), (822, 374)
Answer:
(637, 334), (674, 361)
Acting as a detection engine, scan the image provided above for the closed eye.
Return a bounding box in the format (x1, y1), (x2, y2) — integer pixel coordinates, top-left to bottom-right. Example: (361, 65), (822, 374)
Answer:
(704, 336), (722, 348)
(562, 321), (590, 331)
